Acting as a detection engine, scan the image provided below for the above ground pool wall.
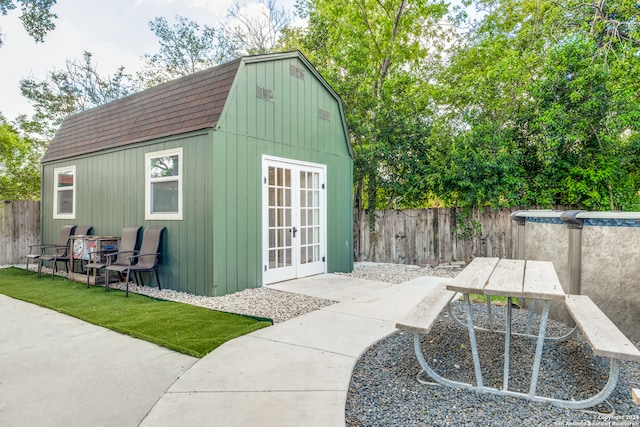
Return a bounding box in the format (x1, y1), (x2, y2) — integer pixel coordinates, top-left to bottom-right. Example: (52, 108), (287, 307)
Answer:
(512, 210), (640, 342)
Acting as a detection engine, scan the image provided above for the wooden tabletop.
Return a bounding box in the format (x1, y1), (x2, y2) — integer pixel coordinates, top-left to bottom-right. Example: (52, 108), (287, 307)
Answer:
(446, 257), (565, 301)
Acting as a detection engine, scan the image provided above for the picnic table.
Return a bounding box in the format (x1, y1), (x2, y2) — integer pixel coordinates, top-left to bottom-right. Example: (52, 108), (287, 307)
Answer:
(397, 257), (640, 410)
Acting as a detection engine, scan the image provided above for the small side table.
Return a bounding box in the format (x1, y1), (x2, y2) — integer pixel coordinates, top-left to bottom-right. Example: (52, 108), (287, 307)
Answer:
(74, 236), (120, 287)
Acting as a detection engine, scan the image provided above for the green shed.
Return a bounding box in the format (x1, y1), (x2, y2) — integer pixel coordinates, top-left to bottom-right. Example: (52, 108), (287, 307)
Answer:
(41, 51), (353, 296)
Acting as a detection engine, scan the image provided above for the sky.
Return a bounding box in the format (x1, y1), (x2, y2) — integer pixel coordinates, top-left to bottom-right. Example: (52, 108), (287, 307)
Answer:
(0, 0), (298, 123)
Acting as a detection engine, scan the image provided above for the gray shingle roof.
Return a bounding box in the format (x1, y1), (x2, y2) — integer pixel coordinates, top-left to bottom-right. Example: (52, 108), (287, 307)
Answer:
(42, 57), (242, 163)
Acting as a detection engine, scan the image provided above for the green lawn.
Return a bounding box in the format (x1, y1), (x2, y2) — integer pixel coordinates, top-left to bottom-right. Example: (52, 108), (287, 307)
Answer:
(0, 267), (271, 358)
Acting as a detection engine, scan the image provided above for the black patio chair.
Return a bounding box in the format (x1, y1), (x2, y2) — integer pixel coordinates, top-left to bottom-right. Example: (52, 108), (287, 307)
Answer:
(123, 226), (165, 297)
(26, 225), (76, 275)
(86, 226), (141, 288)
(40, 225), (93, 280)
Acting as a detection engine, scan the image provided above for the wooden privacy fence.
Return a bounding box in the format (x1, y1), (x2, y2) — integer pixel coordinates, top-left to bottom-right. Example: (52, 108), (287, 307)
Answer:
(355, 207), (523, 265)
(0, 201), (40, 265)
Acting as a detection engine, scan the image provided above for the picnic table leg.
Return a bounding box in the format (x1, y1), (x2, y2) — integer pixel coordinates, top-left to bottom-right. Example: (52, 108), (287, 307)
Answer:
(486, 296), (494, 331)
(528, 301), (550, 398)
(464, 293), (484, 388)
(503, 296), (512, 391)
(526, 299), (536, 335)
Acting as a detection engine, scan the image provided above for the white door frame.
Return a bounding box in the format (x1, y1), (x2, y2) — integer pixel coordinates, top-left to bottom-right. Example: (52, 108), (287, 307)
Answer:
(262, 155), (327, 285)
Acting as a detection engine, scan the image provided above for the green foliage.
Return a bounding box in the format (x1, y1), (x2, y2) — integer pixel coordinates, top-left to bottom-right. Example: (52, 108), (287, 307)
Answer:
(20, 51), (139, 140)
(453, 208), (482, 241)
(293, 0), (449, 214)
(0, 0), (57, 47)
(425, 0), (640, 210)
(138, 16), (228, 88)
(140, 3), (292, 87)
(0, 116), (41, 200)
(0, 267), (271, 358)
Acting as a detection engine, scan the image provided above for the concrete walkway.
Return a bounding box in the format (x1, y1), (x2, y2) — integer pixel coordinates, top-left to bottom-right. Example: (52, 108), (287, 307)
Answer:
(0, 293), (197, 427)
(141, 274), (448, 427)
(1, 273), (449, 426)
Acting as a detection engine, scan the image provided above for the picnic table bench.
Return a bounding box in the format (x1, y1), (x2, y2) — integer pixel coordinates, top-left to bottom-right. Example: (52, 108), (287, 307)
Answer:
(397, 257), (640, 410)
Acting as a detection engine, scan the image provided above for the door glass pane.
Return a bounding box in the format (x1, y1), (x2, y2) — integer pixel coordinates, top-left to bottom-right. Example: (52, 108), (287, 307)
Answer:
(269, 167), (275, 186)
(269, 187), (275, 206)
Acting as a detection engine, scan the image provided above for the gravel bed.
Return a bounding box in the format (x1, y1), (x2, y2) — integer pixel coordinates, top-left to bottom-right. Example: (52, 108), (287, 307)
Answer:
(335, 261), (463, 283)
(107, 281), (337, 323)
(346, 301), (640, 426)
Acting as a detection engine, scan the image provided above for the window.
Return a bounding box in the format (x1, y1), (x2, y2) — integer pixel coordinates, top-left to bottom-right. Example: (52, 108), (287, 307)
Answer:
(145, 148), (183, 220)
(53, 166), (76, 219)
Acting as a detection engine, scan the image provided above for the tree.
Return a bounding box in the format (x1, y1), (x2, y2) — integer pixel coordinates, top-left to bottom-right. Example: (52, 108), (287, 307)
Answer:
(291, 0), (449, 252)
(0, 115), (41, 200)
(428, 0), (640, 210)
(138, 16), (228, 88)
(0, 0), (57, 47)
(139, 1), (292, 87)
(19, 51), (139, 139)
(227, 0), (292, 54)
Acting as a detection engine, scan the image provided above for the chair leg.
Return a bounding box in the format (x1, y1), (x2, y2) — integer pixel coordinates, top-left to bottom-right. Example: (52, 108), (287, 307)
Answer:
(25, 258), (29, 275)
(155, 269), (161, 290)
(124, 269), (131, 297)
(37, 259), (42, 278)
(51, 260), (56, 280)
(105, 270), (110, 292)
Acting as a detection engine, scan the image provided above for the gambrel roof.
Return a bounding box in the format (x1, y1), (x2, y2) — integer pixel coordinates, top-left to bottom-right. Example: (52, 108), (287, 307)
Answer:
(42, 57), (242, 163)
(42, 51), (352, 164)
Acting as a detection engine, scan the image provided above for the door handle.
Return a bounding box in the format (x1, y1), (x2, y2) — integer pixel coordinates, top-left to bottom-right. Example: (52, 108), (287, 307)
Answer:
(292, 227), (298, 238)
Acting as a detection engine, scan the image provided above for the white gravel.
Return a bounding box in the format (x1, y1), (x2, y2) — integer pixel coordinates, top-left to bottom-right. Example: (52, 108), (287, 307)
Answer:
(335, 261), (464, 283)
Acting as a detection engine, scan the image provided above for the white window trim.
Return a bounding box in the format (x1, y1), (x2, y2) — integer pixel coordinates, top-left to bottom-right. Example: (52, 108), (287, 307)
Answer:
(145, 148), (183, 220)
(53, 165), (76, 220)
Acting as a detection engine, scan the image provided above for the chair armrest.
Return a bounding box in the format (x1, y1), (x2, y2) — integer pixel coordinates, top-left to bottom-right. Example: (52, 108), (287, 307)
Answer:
(126, 252), (160, 260)
(41, 245), (69, 255)
(28, 243), (58, 253)
(104, 250), (137, 259)
(29, 243), (56, 249)
(126, 252), (161, 265)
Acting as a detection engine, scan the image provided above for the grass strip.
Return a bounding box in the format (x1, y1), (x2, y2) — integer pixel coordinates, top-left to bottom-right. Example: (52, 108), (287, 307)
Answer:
(0, 267), (271, 358)
(464, 293), (521, 306)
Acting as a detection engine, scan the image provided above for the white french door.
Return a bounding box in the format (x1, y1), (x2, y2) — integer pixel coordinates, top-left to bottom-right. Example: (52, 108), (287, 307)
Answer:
(262, 156), (327, 285)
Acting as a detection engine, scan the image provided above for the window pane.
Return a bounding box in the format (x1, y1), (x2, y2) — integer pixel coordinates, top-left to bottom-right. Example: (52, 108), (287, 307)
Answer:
(151, 180), (178, 213)
(57, 171), (74, 188)
(57, 189), (73, 214)
(149, 155), (179, 178)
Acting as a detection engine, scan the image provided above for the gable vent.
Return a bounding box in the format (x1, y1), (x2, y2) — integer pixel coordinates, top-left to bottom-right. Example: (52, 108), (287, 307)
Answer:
(290, 64), (305, 80)
(256, 86), (274, 102)
(318, 108), (331, 121)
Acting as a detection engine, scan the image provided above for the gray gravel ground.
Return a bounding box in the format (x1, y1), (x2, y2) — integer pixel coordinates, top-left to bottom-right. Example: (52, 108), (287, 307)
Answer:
(346, 301), (640, 426)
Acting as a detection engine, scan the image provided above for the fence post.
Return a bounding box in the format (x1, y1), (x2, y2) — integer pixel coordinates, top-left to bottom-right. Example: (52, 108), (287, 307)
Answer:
(510, 211), (526, 260)
(560, 210), (585, 295)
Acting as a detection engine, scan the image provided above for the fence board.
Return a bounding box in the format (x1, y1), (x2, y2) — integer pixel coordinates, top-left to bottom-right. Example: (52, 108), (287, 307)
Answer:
(356, 207), (522, 265)
(0, 201), (40, 265)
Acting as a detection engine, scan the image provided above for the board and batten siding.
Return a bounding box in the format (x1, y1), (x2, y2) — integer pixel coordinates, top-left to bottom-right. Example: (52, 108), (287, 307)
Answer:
(211, 56), (353, 295)
(41, 130), (215, 295)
